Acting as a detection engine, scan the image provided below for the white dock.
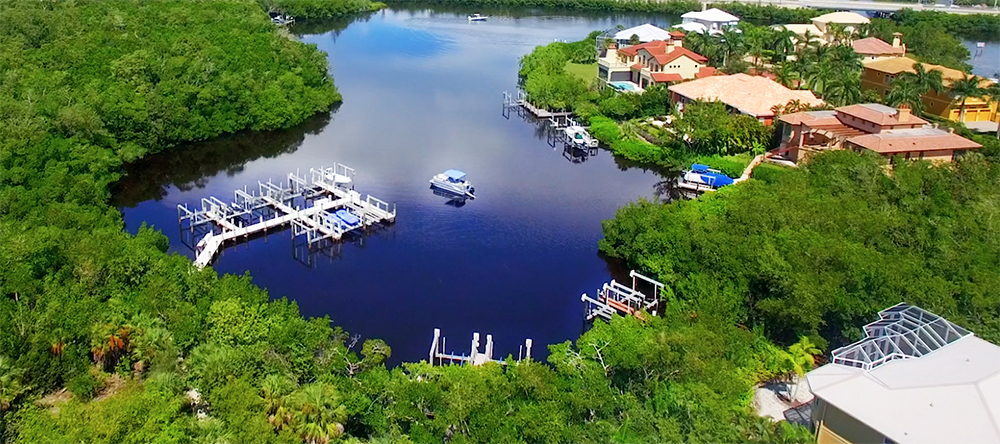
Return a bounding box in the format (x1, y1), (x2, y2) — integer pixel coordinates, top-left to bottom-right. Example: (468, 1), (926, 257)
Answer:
(582, 270), (664, 321)
(503, 90), (572, 119)
(178, 164), (396, 269)
(428, 328), (533, 366)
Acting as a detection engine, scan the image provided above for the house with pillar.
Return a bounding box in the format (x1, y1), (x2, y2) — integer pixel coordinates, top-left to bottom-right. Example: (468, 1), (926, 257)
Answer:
(777, 103), (982, 164)
(597, 31), (715, 92)
(861, 57), (998, 124)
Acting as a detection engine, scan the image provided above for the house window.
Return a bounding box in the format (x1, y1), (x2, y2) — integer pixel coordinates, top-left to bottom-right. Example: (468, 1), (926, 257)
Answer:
(884, 74), (895, 84)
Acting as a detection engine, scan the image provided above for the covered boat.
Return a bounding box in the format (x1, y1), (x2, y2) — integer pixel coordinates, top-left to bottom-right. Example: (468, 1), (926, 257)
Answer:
(679, 164), (733, 190)
(430, 169), (475, 198)
(564, 125), (599, 148)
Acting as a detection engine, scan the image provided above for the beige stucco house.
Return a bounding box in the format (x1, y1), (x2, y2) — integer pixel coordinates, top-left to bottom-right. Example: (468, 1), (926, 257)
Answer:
(598, 32), (715, 91)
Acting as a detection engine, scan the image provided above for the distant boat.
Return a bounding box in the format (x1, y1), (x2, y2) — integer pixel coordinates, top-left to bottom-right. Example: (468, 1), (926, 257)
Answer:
(430, 169), (475, 198)
(678, 164), (733, 191)
(468, 13), (488, 21)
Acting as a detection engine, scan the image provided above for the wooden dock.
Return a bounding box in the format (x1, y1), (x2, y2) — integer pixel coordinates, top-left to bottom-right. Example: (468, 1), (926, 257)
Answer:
(503, 90), (572, 119)
(428, 328), (533, 366)
(178, 164), (395, 269)
(581, 270), (664, 321)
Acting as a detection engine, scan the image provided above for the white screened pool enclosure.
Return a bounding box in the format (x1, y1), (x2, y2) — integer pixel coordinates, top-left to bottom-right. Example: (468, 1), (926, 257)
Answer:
(831, 303), (971, 371)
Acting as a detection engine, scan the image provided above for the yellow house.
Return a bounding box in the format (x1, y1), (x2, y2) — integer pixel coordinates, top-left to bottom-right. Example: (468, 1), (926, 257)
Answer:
(861, 57), (998, 124)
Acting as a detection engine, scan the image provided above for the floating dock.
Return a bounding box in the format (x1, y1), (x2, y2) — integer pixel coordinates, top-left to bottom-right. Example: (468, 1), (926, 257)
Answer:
(581, 270), (664, 321)
(177, 164), (395, 269)
(428, 328), (533, 366)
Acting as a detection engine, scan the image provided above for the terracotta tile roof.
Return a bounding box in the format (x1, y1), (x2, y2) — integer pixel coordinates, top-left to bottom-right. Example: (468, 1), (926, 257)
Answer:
(668, 73), (825, 118)
(618, 41), (708, 64)
(847, 128), (982, 153)
(863, 57), (996, 88)
(668, 30), (687, 38)
(779, 110), (841, 126)
(651, 72), (683, 83)
(836, 103), (928, 126)
(851, 37), (905, 56)
(696, 66), (717, 78)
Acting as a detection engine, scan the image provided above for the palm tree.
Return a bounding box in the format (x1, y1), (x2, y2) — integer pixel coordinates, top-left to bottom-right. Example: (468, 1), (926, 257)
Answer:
(824, 69), (863, 107)
(716, 26), (746, 67)
(772, 61), (798, 88)
(950, 73), (986, 123)
(899, 63), (945, 96)
(769, 28), (798, 63)
(886, 77), (927, 115)
(805, 61), (835, 96)
(290, 383), (347, 444)
(983, 82), (1000, 139)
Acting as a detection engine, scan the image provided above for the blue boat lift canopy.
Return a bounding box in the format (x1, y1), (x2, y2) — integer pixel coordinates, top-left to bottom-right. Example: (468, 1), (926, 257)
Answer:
(444, 169), (466, 181)
(689, 164), (734, 187)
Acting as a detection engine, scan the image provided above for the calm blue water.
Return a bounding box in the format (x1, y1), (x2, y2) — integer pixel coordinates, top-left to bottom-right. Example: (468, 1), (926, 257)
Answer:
(114, 9), (670, 365)
(114, 7), (1000, 365)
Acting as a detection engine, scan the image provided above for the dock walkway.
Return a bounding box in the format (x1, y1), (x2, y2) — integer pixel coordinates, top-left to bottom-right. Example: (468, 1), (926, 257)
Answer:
(503, 90), (573, 119)
(179, 164), (395, 269)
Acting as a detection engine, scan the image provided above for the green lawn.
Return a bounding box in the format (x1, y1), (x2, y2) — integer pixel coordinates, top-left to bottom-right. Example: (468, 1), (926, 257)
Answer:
(565, 62), (597, 83)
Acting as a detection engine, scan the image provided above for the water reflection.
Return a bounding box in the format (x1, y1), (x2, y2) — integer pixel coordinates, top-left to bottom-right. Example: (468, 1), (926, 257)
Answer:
(111, 109), (336, 208)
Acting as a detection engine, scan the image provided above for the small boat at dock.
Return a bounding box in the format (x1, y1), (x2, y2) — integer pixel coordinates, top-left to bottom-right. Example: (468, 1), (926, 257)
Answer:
(430, 169), (475, 198)
(677, 164), (734, 192)
(564, 124), (599, 148)
(468, 13), (488, 21)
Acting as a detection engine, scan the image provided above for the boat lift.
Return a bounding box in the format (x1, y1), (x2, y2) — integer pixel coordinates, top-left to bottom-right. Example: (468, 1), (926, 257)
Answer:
(177, 163), (396, 268)
(428, 328), (533, 366)
(581, 270), (665, 321)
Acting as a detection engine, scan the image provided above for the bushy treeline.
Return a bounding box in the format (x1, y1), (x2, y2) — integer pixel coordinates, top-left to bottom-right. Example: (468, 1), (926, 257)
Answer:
(601, 151), (1000, 348)
(262, 0), (386, 18)
(0, 1), (808, 442)
(390, 0), (699, 14)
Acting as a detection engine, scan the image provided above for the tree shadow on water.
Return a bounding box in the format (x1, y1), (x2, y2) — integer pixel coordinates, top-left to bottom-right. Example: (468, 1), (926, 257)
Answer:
(110, 106), (338, 208)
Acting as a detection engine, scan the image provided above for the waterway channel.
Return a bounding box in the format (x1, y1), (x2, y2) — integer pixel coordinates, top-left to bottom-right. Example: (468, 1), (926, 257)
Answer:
(113, 6), (1000, 365)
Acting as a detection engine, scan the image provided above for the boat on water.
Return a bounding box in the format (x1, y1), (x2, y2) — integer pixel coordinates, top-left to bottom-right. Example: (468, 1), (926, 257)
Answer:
(564, 125), (599, 148)
(332, 208), (361, 230)
(468, 13), (488, 21)
(324, 170), (352, 186)
(430, 169), (475, 198)
(678, 164), (734, 191)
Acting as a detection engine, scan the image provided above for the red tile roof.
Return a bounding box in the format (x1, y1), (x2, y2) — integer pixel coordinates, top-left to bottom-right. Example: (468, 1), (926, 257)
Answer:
(668, 30), (687, 38)
(618, 40), (708, 65)
(631, 63), (644, 70)
(651, 72), (683, 83)
(851, 37), (905, 56)
(836, 104), (928, 127)
(847, 129), (982, 153)
(696, 66), (717, 78)
(669, 74), (825, 118)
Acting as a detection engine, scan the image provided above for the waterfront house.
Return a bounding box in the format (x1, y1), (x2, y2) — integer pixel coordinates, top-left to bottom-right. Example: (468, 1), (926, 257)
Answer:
(612, 24), (673, 47)
(668, 73), (824, 125)
(861, 57), (998, 124)
(777, 103), (982, 164)
(674, 8), (739, 35)
(777, 11), (869, 45)
(853, 34), (906, 62)
(806, 304), (1000, 444)
(598, 32), (715, 91)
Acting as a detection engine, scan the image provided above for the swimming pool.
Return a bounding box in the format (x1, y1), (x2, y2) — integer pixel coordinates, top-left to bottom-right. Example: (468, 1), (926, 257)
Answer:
(609, 81), (641, 92)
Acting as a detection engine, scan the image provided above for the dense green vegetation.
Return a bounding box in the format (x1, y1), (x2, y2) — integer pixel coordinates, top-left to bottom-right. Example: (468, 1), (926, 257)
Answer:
(602, 151), (1000, 347)
(264, 0), (386, 19)
(0, 1), (813, 442)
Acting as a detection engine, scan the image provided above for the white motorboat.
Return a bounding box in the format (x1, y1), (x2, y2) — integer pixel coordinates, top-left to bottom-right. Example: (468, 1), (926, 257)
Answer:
(468, 13), (488, 21)
(564, 125), (599, 148)
(677, 164), (734, 192)
(324, 170), (352, 186)
(430, 169), (475, 198)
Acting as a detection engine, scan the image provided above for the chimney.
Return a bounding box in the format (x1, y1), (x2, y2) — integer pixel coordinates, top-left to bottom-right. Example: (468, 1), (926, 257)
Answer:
(892, 32), (902, 48)
(898, 104), (911, 123)
(607, 42), (618, 60)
